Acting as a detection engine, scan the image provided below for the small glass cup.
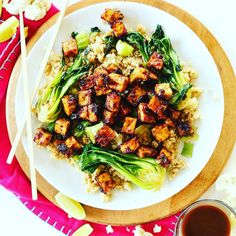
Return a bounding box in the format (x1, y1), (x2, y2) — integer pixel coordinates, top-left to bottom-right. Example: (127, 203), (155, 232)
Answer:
(175, 199), (236, 236)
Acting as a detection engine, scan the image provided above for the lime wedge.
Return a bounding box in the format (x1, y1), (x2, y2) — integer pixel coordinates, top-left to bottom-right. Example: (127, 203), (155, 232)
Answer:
(116, 40), (134, 57)
(0, 16), (19, 43)
(55, 192), (86, 220)
(72, 224), (94, 236)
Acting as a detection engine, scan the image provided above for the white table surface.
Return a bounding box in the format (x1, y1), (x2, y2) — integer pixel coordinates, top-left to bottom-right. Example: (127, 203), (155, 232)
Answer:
(0, 0), (235, 235)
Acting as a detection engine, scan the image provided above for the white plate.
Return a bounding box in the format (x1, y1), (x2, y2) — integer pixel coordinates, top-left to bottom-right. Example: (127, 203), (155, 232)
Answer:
(15, 2), (224, 210)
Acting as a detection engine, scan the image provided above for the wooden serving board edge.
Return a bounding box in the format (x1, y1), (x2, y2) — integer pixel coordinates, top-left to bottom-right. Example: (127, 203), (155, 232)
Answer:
(6, 0), (236, 225)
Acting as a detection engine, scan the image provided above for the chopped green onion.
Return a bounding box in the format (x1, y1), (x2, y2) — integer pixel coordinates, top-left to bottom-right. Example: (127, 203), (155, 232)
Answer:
(75, 31), (90, 50)
(181, 142), (194, 157)
(90, 26), (101, 33)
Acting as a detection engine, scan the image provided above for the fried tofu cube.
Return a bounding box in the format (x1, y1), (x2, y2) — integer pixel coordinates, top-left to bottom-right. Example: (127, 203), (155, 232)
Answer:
(147, 52), (164, 70)
(78, 89), (93, 106)
(130, 67), (149, 83)
(103, 109), (117, 125)
(137, 146), (158, 158)
(61, 94), (77, 116)
(127, 86), (147, 106)
(62, 38), (78, 57)
(119, 103), (131, 118)
(148, 71), (158, 80)
(65, 136), (82, 150)
(167, 107), (181, 121)
(94, 66), (109, 78)
(120, 137), (140, 154)
(157, 148), (172, 167)
(94, 86), (112, 96)
(105, 91), (121, 112)
(152, 124), (170, 142)
(154, 83), (173, 100)
(138, 103), (156, 123)
(121, 117), (137, 134)
(54, 118), (70, 135)
(111, 21), (127, 37)
(101, 8), (124, 25)
(53, 140), (73, 157)
(96, 172), (116, 193)
(78, 75), (94, 91)
(165, 118), (176, 128)
(106, 64), (120, 74)
(95, 125), (115, 147)
(34, 128), (52, 146)
(148, 96), (167, 119)
(78, 103), (98, 123)
(177, 121), (194, 137)
(108, 73), (129, 92)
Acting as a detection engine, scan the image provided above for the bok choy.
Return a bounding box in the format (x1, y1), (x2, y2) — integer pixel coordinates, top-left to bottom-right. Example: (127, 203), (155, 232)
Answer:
(74, 144), (166, 191)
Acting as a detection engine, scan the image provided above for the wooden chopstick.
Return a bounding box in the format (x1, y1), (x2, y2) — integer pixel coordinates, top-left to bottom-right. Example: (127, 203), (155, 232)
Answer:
(6, 0), (69, 165)
(19, 6), (37, 200)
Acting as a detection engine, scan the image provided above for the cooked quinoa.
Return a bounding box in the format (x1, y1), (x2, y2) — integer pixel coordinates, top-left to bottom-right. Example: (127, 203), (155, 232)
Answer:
(33, 8), (201, 200)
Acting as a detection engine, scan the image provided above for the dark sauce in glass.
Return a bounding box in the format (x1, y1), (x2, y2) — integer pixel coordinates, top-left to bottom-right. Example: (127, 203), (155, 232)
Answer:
(182, 205), (231, 236)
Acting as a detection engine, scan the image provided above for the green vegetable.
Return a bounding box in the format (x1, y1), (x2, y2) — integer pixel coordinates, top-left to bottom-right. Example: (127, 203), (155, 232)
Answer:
(35, 53), (90, 123)
(75, 31), (90, 50)
(84, 122), (104, 143)
(126, 32), (150, 63)
(73, 121), (91, 138)
(135, 124), (152, 145)
(47, 122), (55, 133)
(181, 142), (194, 157)
(116, 40), (134, 57)
(74, 145), (166, 191)
(148, 25), (192, 106)
(71, 31), (78, 39)
(104, 36), (118, 55)
(90, 27), (101, 33)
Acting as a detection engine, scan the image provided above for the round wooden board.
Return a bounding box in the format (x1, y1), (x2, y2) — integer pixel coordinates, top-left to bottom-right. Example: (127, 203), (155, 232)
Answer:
(6, 0), (236, 226)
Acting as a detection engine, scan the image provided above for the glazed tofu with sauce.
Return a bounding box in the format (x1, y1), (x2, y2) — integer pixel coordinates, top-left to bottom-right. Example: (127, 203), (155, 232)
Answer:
(108, 73), (129, 93)
(34, 128), (52, 146)
(152, 124), (170, 142)
(96, 172), (116, 193)
(61, 94), (77, 116)
(78, 103), (98, 123)
(121, 117), (137, 134)
(148, 96), (167, 119)
(101, 8), (124, 25)
(137, 146), (158, 158)
(127, 86), (146, 106)
(78, 89), (93, 106)
(154, 83), (173, 100)
(137, 103), (156, 123)
(95, 125), (115, 147)
(105, 91), (121, 112)
(78, 75), (94, 91)
(147, 52), (164, 70)
(120, 137), (140, 154)
(62, 38), (78, 57)
(103, 109), (117, 125)
(157, 148), (172, 167)
(130, 67), (149, 83)
(54, 118), (70, 135)
(65, 136), (82, 151)
(111, 21), (127, 37)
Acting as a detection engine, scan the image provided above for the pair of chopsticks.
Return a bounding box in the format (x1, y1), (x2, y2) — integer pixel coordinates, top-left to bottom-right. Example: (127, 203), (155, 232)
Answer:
(7, 0), (69, 200)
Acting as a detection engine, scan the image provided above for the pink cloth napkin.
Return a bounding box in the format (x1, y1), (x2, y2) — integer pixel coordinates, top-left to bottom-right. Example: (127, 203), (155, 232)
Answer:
(0, 6), (180, 236)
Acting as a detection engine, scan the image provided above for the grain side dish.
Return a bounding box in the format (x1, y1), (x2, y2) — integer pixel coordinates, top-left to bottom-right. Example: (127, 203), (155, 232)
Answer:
(33, 8), (200, 200)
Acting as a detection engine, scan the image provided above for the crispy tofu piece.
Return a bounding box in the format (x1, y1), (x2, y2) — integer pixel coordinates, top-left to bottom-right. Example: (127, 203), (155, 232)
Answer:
(62, 38), (78, 57)
(120, 137), (140, 154)
(106, 64), (120, 74)
(121, 117), (137, 134)
(108, 73), (129, 92)
(78, 89), (93, 106)
(78, 103), (98, 123)
(154, 83), (173, 100)
(165, 118), (176, 128)
(152, 124), (170, 142)
(147, 52), (164, 70)
(101, 8), (124, 25)
(130, 67), (149, 83)
(65, 136), (82, 150)
(53, 140), (73, 157)
(127, 86), (147, 106)
(157, 148), (172, 167)
(34, 128), (52, 146)
(138, 103), (156, 123)
(78, 75), (94, 91)
(94, 66), (109, 77)
(148, 71), (158, 80)
(148, 96), (167, 119)
(96, 172), (116, 193)
(95, 125), (115, 147)
(61, 94), (77, 116)
(94, 86), (112, 96)
(119, 103), (131, 118)
(111, 21), (127, 37)
(167, 107), (181, 121)
(105, 91), (121, 112)
(103, 109), (117, 125)
(137, 146), (158, 158)
(177, 121), (194, 137)
(54, 118), (70, 135)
